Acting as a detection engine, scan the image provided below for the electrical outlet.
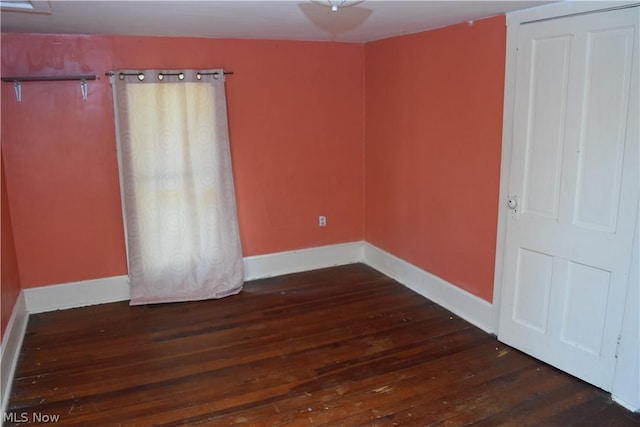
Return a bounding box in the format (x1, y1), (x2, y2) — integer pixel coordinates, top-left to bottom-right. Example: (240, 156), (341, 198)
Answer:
(319, 215), (326, 227)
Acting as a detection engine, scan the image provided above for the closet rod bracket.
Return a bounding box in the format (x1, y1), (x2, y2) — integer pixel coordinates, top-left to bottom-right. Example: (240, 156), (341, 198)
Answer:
(14, 80), (21, 103)
(80, 79), (88, 101)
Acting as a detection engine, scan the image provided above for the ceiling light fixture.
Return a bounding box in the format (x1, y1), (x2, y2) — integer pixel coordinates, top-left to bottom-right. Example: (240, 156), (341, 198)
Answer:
(315, 0), (364, 13)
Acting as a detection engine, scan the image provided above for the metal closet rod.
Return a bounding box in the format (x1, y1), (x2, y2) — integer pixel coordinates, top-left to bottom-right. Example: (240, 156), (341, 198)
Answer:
(0, 74), (96, 103)
(0, 75), (96, 82)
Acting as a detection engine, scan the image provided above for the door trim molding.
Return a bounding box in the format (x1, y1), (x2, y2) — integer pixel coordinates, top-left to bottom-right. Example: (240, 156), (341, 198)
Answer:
(506, 1), (638, 27)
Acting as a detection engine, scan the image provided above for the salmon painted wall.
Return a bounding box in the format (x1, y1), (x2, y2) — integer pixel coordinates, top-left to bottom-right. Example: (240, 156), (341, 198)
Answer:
(1, 153), (21, 338)
(1, 34), (364, 288)
(1, 35), (126, 290)
(364, 17), (505, 302)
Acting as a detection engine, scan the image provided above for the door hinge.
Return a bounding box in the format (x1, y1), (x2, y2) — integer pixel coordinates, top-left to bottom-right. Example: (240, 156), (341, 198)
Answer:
(615, 334), (622, 358)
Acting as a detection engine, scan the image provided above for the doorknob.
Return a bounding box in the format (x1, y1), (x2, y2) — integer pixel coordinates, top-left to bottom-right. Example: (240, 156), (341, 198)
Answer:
(507, 197), (518, 209)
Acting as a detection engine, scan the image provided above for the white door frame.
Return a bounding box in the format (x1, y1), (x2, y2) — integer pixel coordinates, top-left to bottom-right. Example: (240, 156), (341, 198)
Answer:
(492, 0), (640, 411)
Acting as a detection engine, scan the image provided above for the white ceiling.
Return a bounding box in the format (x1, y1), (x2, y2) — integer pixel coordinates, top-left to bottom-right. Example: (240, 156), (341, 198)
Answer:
(1, 0), (554, 43)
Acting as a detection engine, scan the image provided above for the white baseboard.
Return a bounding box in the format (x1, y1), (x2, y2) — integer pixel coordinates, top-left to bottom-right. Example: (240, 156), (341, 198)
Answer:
(612, 394), (640, 413)
(362, 242), (498, 334)
(243, 241), (363, 281)
(20, 242), (364, 314)
(18, 241), (495, 329)
(23, 275), (130, 314)
(1, 292), (28, 419)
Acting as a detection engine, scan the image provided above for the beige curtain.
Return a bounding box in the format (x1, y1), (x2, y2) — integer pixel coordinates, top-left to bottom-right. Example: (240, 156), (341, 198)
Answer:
(110, 69), (243, 305)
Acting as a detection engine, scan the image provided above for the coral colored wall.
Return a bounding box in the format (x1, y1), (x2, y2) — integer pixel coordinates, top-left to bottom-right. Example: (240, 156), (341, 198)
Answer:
(1, 34), (365, 289)
(1, 35), (127, 290)
(2, 17), (505, 309)
(364, 16), (505, 302)
(1, 153), (21, 338)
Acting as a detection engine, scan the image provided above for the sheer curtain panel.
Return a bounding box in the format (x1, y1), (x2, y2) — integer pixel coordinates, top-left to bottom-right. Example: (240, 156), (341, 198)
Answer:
(110, 69), (244, 305)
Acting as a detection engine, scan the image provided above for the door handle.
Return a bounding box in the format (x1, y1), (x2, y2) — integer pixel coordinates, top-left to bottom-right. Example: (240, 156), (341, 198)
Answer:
(508, 195), (519, 220)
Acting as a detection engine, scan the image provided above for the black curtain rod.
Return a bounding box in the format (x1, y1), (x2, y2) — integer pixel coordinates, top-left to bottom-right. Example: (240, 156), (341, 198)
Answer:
(105, 70), (233, 78)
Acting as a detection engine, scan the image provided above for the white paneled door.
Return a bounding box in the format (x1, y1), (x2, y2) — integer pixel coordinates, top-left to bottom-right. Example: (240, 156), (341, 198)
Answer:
(499, 6), (639, 391)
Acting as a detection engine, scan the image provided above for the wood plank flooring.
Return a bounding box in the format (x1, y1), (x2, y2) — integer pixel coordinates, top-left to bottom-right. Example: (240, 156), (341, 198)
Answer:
(6, 264), (639, 426)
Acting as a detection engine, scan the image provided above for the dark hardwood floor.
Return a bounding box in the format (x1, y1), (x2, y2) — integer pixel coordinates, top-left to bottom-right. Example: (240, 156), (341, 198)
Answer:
(6, 264), (639, 426)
